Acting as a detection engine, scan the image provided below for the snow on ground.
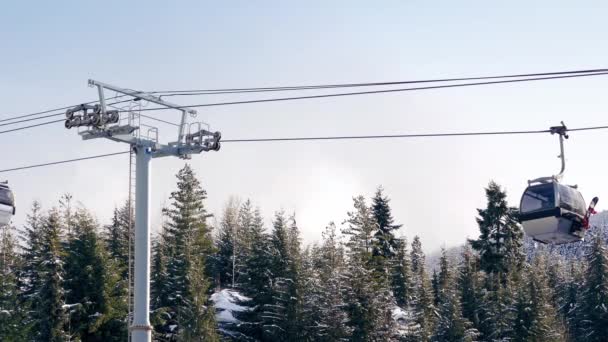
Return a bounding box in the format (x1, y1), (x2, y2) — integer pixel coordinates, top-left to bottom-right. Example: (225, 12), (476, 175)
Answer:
(211, 289), (251, 324)
(393, 305), (417, 337)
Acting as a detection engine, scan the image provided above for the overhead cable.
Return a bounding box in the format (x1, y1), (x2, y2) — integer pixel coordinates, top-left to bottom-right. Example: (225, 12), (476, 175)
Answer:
(2, 68), (608, 125)
(0, 151), (129, 173)
(2, 124), (608, 173)
(132, 72), (608, 112)
(157, 68), (608, 96)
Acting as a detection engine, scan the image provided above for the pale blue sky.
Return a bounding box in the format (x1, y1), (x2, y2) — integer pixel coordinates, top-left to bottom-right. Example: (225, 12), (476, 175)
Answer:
(2, 1), (608, 252)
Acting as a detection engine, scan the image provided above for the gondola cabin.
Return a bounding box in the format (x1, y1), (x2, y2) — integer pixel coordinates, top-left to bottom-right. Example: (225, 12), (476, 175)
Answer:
(519, 179), (588, 244)
(0, 182), (15, 225)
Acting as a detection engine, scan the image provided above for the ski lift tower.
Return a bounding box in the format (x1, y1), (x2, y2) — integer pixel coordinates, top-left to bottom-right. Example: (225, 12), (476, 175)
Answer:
(65, 80), (221, 342)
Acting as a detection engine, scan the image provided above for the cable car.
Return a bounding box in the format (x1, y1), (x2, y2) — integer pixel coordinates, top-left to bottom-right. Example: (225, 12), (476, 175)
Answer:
(0, 182), (15, 225)
(519, 122), (598, 244)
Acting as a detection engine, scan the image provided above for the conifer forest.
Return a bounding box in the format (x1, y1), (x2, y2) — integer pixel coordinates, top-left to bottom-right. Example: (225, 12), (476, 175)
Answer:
(4, 164), (608, 342)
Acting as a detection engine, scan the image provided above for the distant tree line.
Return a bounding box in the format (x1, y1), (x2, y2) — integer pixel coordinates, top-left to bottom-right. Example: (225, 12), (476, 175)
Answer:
(1, 166), (608, 341)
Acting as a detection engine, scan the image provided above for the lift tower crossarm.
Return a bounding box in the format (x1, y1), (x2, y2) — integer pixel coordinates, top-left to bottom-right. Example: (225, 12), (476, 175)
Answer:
(88, 79), (197, 144)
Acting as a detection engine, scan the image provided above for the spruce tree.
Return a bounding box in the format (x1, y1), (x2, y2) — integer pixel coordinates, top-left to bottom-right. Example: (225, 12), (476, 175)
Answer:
(527, 256), (565, 341)
(17, 202), (44, 339)
(35, 209), (68, 342)
(180, 220), (220, 342)
(153, 164), (218, 340)
(261, 212), (305, 341)
(234, 199), (256, 288)
(458, 246), (482, 331)
(64, 209), (126, 341)
(151, 235), (170, 324)
(342, 195), (397, 341)
(469, 181), (524, 283)
(285, 215), (305, 340)
(578, 236), (608, 341)
(432, 270), (440, 306)
(0, 224), (25, 341)
(513, 257), (565, 342)
(371, 187), (402, 275)
(235, 207), (274, 340)
(562, 262), (584, 340)
(105, 201), (132, 277)
(313, 223), (352, 341)
(478, 273), (515, 341)
(411, 261), (436, 341)
(411, 235), (425, 275)
(215, 199), (240, 288)
(404, 235), (436, 341)
(432, 249), (476, 342)
(469, 182), (523, 341)
(103, 201), (132, 335)
(262, 211), (290, 341)
(392, 237), (413, 308)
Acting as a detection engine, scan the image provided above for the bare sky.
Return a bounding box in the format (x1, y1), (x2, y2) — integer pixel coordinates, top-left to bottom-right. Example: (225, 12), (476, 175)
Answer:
(2, 1), (608, 253)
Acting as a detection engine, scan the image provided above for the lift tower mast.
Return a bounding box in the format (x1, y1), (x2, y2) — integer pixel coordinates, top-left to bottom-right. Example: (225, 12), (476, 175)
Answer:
(65, 80), (221, 342)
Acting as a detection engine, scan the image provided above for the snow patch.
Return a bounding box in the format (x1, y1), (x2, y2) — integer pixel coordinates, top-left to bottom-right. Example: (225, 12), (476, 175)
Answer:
(211, 289), (251, 324)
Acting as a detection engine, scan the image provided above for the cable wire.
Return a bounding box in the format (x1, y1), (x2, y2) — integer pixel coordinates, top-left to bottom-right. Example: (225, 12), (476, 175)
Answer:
(134, 72), (608, 112)
(156, 68), (608, 96)
(2, 124), (608, 173)
(0, 151), (129, 173)
(3, 68), (608, 125)
(0, 95), (129, 124)
(0, 119), (64, 135)
(221, 129), (551, 143)
(0, 98), (146, 129)
(2, 71), (608, 136)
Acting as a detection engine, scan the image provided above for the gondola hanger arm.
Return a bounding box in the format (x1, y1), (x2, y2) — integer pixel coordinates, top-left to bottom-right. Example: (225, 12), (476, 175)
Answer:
(550, 121), (568, 180)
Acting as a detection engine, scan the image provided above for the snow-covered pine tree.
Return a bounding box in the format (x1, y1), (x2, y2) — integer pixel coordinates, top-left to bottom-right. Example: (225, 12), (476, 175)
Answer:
(412, 259), (436, 342)
(0, 224), (25, 341)
(513, 256), (565, 342)
(342, 195), (397, 341)
(431, 269), (440, 306)
(478, 273), (516, 341)
(469, 181), (524, 284)
(234, 206), (274, 340)
(153, 164), (218, 340)
(545, 255), (566, 315)
(392, 237), (413, 308)
(104, 201), (132, 278)
(63, 208), (127, 341)
(103, 201), (132, 334)
(285, 215), (305, 340)
(577, 236), (608, 342)
(180, 217), (220, 342)
(371, 187), (402, 278)
(151, 234), (171, 330)
(458, 245), (482, 332)
(311, 222), (352, 341)
(404, 235), (436, 341)
(16, 202), (45, 338)
(411, 235), (425, 275)
(561, 262), (584, 340)
(299, 245), (323, 341)
(260, 212), (305, 341)
(58, 193), (74, 241)
(215, 198), (240, 288)
(432, 248), (478, 342)
(261, 211), (290, 341)
(469, 182), (523, 341)
(34, 209), (68, 341)
(234, 199), (256, 288)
